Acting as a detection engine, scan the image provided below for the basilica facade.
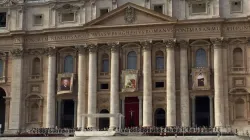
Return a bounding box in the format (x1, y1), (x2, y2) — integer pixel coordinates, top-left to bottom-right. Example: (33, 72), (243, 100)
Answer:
(0, 0), (250, 133)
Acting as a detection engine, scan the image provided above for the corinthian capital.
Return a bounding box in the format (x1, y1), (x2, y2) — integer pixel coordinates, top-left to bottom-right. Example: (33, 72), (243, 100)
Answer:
(211, 37), (227, 49)
(108, 42), (120, 52)
(11, 48), (24, 58)
(75, 45), (86, 54)
(87, 44), (97, 53)
(45, 47), (56, 56)
(164, 38), (176, 48)
(178, 39), (189, 49)
(140, 40), (152, 51)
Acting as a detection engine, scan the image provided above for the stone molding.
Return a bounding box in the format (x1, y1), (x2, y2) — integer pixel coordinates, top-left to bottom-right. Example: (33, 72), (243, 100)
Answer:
(10, 48), (24, 58)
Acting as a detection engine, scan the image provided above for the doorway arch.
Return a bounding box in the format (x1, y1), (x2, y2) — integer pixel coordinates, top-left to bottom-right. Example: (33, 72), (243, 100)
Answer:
(99, 109), (109, 130)
(0, 88), (6, 133)
(154, 108), (166, 127)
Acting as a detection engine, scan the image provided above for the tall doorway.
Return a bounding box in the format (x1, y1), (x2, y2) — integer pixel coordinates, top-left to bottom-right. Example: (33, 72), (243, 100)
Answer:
(0, 88), (5, 133)
(125, 97), (139, 127)
(195, 96), (210, 127)
(154, 108), (166, 127)
(61, 100), (75, 128)
(99, 109), (109, 130)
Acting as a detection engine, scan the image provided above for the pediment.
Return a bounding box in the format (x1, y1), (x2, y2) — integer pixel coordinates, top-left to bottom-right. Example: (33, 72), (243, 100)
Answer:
(84, 2), (177, 28)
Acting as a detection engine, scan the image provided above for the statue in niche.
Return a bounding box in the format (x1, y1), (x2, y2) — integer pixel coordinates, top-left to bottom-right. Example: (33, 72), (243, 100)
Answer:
(197, 73), (205, 87)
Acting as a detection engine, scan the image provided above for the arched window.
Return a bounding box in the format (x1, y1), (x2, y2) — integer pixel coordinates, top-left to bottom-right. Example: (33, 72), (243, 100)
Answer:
(154, 108), (166, 127)
(195, 48), (207, 67)
(0, 59), (3, 77)
(64, 55), (74, 73)
(32, 57), (40, 75)
(127, 51), (137, 69)
(30, 103), (39, 122)
(99, 109), (109, 130)
(102, 53), (109, 72)
(233, 48), (243, 67)
(235, 98), (245, 119)
(155, 51), (164, 70)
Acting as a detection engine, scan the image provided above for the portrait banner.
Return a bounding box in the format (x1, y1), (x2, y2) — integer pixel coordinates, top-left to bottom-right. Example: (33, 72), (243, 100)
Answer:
(57, 73), (74, 94)
(121, 69), (139, 92)
(191, 68), (211, 90)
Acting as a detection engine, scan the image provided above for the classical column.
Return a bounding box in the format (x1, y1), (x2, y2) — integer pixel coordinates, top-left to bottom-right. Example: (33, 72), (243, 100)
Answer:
(76, 46), (87, 128)
(165, 39), (176, 126)
(191, 96), (196, 127)
(209, 96), (214, 127)
(87, 45), (97, 128)
(211, 38), (225, 128)
(141, 41), (152, 127)
(46, 47), (56, 128)
(179, 40), (190, 127)
(138, 96), (143, 127)
(57, 99), (62, 128)
(9, 48), (23, 132)
(109, 42), (120, 129)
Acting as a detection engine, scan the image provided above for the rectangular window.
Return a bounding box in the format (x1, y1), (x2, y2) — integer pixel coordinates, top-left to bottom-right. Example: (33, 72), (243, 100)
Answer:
(0, 12), (6, 27)
(100, 83), (109, 90)
(61, 12), (75, 22)
(156, 57), (164, 70)
(191, 3), (206, 14)
(33, 15), (43, 26)
(153, 5), (163, 14)
(100, 8), (109, 16)
(155, 82), (164, 88)
(231, 0), (242, 13)
(102, 59), (109, 72)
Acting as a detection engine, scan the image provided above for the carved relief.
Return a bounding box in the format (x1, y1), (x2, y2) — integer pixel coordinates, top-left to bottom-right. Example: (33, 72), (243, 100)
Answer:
(233, 77), (246, 87)
(124, 6), (136, 24)
(10, 48), (23, 58)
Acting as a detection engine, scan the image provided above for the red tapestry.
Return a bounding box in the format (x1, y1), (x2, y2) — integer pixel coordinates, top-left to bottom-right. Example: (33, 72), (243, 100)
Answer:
(125, 97), (139, 127)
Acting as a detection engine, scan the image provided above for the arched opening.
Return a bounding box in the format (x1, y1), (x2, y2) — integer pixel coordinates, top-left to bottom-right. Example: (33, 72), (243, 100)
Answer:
(101, 53), (109, 72)
(0, 88), (6, 133)
(155, 51), (164, 70)
(32, 57), (40, 75)
(99, 109), (109, 130)
(127, 51), (137, 69)
(195, 48), (207, 67)
(154, 108), (166, 127)
(235, 98), (245, 119)
(233, 48), (243, 67)
(64, 55), (74, 73)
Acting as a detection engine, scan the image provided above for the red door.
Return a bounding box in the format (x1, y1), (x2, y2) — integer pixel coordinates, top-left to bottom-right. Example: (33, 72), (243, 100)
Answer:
(125, 97), (139, 127)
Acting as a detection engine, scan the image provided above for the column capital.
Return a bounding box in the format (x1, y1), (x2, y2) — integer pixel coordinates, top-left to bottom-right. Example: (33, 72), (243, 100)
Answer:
(210, 38), (228, 49)
(10, 48), (24, 58)
(87, 44), (97, 53)
(164, 38), (176, 49)
(108, 42), (120, 52)
(75, 45), (87, 54)
(178, 39), (189, 49)
(140, 40), (152, 51)
(45, 47), (56, 56)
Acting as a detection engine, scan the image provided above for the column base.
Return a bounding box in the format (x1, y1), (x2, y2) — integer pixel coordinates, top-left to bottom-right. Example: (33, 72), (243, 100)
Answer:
(4, 129), (20, 135)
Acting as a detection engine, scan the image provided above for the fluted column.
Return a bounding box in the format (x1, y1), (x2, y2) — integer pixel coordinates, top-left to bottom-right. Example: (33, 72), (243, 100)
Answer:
(76, 46), (87, 128)
(9, 48), (23, 132)
(46, 47), (56, 128)
(109, 42), (120, 129)
(87, 45), (97, 128)
(141, 41), (152, 127)
(165, 39), (176, 126)
(179, 40), (190, 127)
(211, 38), (225, 128)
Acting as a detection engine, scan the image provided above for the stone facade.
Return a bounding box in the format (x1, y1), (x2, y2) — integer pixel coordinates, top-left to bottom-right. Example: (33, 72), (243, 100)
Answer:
(0, 0), (250, 133)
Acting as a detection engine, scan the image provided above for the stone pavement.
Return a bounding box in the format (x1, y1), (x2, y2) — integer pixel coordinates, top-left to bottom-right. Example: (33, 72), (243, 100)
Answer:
(0, 136), (249, 140)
